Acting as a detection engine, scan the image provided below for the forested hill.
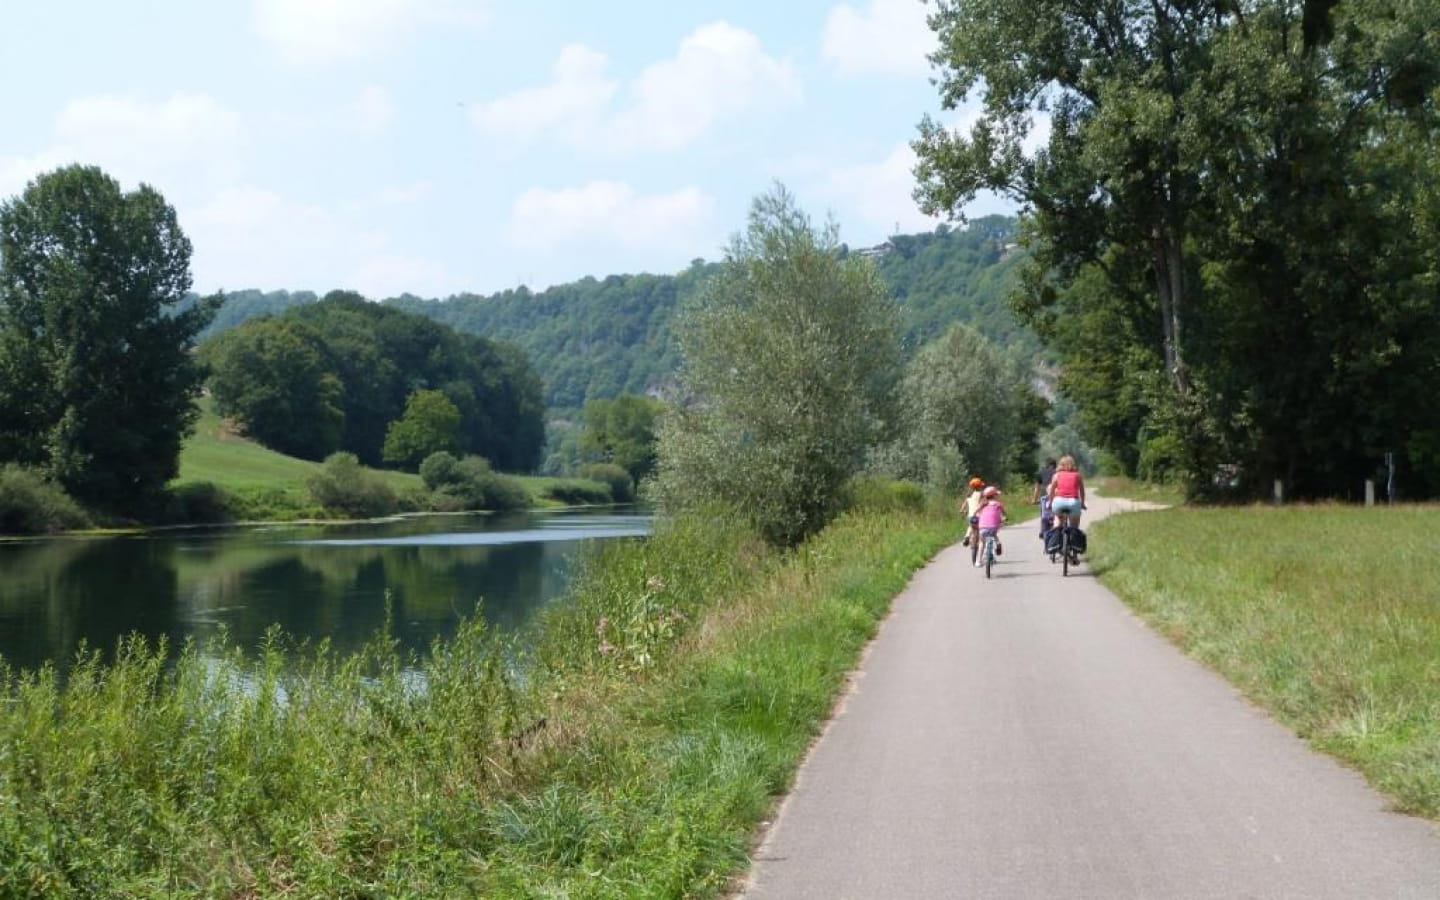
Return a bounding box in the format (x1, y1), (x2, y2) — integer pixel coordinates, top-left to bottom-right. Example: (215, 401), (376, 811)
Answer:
(197, 215), (1030, 410)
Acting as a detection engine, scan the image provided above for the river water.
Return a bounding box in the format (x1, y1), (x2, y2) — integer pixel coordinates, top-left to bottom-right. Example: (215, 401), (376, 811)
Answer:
(0, 508), (650, 675)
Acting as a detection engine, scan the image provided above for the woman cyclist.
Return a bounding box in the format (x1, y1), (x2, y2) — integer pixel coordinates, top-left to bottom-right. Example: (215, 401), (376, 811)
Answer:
(1046, 455), (1087, 528)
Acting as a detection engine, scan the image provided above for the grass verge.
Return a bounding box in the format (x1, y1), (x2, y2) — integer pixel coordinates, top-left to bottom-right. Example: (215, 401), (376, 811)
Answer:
(1091, 504), (1440, 818)
(1091, 475), (1185, 507)
(0, 499), (961, 896)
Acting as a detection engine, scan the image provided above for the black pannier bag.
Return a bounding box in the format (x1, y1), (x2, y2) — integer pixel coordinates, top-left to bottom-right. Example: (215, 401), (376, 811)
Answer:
(1046, 525), (1087, 555)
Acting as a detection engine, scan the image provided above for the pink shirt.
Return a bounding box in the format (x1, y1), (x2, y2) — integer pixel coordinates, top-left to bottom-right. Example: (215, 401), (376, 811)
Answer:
(977, 500), (1004, 530)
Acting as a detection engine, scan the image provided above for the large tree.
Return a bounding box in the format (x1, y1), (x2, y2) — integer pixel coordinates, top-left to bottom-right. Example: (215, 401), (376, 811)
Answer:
(916, 0), (1440, 497)
(0, 165), (216, 512)
(200, 317), (345, 460)
(652, 186), (901, 546)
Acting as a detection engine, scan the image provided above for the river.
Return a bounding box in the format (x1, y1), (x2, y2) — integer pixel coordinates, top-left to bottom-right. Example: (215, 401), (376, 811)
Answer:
(0, 508), (650, 675)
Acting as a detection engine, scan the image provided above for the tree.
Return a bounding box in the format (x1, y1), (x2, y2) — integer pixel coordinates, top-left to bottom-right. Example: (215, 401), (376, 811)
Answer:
(652, 185), (901, 546)
(916, 0), (1440, 498)
(0, 165), (216, 513)
(581, 393), (665, 483)
(200, 317), (345, 460)
(383, 389), (462, 469)
(872, 323), (1032, 492)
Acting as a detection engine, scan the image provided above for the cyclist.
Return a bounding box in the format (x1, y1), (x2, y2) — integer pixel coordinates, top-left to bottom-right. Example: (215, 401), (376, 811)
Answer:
(1046, 454), (1087, 530)
(961, 476), (986, 549)
(975, 486), (1005, 567)
(1031, 457), (1057, 541)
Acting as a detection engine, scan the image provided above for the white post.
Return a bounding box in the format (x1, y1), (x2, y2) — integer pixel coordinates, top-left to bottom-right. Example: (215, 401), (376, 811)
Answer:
(1365, 480), (1375, 507)
(1273, 479), (1283, 505)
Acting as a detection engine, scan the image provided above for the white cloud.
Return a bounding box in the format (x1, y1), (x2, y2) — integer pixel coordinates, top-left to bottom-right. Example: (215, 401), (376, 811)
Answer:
(348, 85), (396, 133)
(474, 22), (800, 151)
(824, 143), (942, 236)
(822, 0), (934, 77)
(612, 22), (802, 149)
(471, 45), (617, 143)
(252, 0), (488, 64)
(188, 185), (458, 297)
(822, 134), (1033, 239)
(506, 181), (715, 251)
(0, 92), (243, 203)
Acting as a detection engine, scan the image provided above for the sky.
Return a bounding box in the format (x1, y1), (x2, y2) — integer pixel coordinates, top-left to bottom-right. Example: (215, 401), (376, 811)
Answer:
(0, 0), (1018, 300)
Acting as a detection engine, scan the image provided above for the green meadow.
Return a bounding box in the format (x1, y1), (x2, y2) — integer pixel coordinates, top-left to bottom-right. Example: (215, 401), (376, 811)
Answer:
(1091, 504), (1440, 818)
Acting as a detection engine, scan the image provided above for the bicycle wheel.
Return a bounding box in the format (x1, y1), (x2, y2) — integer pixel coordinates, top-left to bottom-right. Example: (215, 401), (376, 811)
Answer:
(1061, 528), (1070, 577)
(984, 539), (993, 579)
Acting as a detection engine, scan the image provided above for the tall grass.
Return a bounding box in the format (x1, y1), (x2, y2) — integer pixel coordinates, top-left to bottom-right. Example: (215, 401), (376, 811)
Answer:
(0, 489), (962, 896)
(1092, 505), (1440, 817)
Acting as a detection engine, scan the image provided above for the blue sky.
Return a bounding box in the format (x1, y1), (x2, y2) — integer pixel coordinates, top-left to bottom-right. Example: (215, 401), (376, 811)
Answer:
(0, 0), (1017, 300)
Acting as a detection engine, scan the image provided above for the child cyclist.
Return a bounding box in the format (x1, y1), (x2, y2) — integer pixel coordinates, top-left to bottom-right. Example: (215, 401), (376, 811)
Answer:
(961, 477), (986, 549)
(975, 486), (1006, 567)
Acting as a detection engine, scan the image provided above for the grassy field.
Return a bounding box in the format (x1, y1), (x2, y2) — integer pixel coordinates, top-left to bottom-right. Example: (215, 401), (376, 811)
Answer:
(1091, 474), (1186, 507)
(1091, 504), (1440, 818)
(177, 398), (569, 513)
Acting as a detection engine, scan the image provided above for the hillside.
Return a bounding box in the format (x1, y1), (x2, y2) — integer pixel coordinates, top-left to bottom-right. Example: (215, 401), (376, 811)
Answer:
(195, 216), (1032, 411)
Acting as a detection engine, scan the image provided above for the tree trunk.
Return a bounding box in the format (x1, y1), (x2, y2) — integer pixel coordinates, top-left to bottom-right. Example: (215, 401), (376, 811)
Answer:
(1151, 224), (1190, 397)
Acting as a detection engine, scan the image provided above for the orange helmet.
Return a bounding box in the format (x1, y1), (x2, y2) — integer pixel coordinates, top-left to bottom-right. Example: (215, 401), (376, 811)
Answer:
(968, 477), (984, 490)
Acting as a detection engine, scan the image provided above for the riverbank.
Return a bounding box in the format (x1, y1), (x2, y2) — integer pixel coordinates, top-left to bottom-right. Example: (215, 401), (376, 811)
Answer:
(1091, 504), (1440, 819)
(0, 492), (962, 896)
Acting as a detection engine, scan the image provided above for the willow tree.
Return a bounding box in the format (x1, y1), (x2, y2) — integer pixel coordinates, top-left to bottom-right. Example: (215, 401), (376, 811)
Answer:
(652, 186), (900, 546)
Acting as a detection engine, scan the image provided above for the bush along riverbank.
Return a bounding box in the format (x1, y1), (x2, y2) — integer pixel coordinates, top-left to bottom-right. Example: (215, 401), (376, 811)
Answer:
(0, 486), (960, 897)
(1090, 505), (1440, 819)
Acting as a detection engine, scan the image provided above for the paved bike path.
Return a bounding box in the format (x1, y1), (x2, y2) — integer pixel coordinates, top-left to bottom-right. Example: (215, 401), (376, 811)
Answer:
(742, 495), (1440, 898)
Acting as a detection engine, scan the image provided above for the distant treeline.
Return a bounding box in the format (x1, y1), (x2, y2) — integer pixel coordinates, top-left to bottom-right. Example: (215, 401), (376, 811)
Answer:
(200, 292), (545, 471)
(186, 216), (1032, 412)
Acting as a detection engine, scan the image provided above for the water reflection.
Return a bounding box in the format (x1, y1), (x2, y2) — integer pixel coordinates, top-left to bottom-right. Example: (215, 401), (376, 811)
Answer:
(0, 509), (649, 674)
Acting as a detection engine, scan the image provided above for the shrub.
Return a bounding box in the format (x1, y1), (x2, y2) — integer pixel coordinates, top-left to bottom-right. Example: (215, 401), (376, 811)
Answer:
(306, 452), (399, 518)
(577, 463), (634, 503)
(542, 479), (613, 506)
(161, 481), (233, 525)
(419, 452), (529, 512)
(0, 465), (90, 534)
(844, 475), (927, 514)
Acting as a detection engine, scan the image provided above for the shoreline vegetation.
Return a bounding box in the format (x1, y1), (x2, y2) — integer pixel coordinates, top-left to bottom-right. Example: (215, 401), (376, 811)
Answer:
(5, 478), (1438, 894)
(0, 483), (961, 897)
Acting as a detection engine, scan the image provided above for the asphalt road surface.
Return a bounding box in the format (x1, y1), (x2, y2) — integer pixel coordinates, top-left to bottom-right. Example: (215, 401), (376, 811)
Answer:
(741, 495), (1440, 899)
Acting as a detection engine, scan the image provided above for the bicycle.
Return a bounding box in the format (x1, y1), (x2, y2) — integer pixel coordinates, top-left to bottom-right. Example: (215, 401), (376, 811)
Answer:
(1049, 509), (1082, 576)
(980, 530), (998, 579)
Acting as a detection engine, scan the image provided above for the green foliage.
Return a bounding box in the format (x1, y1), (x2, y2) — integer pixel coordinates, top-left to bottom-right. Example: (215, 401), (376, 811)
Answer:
(0, 498), (963, 894)
(418, 451), (529, 512)
(383, 389), (462, 469)
(181, 219), (1034, 417)
(577, 462), (634, 503)
(159, 481), (233, 525)
(0, 465), (90, 534)
(918, 0), (1440, 500)
(199, 316), (345, 460)
(540, 479), (613, 506)
(581, 393), (664, 483)
(872, 323), (1037, 494)
(306, 452), (400, 518)
(843, 475), (927, 514)
(654, 186), (902, 547)
(202, 291), (544, 472)
(0, 165), (217, 514)
(869, 216), (1035, 355)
